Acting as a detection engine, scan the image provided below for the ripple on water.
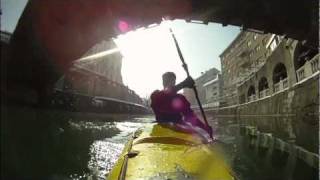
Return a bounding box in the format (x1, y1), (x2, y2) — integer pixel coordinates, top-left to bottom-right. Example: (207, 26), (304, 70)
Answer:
(88, 140), (124, 180)
(87, 119), (153, 180)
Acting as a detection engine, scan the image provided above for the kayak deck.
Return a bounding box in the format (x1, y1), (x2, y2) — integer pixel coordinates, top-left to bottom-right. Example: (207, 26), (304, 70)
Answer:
(107, 123), (235, 180)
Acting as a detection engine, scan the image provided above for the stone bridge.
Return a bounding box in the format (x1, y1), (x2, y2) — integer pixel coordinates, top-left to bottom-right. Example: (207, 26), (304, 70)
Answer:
(3, 0), (317, 105)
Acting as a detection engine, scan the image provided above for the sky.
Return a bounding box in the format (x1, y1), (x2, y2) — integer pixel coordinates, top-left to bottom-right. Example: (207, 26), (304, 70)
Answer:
(1, 0), (28, 32)
(115, 20), (240, 97)
(1, 0), (240, 97)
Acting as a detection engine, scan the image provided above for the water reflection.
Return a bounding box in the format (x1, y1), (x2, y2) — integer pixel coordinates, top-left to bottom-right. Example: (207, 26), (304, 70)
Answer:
(85, 117), (154, 180)
(88, 141), (124, 180)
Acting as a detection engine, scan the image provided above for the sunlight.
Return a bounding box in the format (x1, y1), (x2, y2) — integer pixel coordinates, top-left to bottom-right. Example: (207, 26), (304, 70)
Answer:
(114, 20), (241, 98)
(114, 21), (186, 98)
(75, 48), (120, 63)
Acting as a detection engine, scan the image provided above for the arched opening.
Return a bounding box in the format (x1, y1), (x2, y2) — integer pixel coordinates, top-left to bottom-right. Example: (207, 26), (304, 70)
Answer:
(258, 77), (269, 98)
(273, 63), (288, 92)
(247, 85), (256, 102)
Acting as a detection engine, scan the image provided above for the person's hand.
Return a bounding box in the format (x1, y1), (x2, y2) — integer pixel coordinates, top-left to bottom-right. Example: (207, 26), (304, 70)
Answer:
(182, 76), (195, 88)
(205, 126), (213, 138)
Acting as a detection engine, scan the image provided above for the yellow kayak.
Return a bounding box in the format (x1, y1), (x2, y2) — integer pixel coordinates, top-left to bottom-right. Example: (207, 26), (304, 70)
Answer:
(107, 123), (235, 180)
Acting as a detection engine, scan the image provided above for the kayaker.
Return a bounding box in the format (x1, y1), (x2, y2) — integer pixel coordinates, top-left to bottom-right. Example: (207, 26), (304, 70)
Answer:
(150, 72), (212, 137)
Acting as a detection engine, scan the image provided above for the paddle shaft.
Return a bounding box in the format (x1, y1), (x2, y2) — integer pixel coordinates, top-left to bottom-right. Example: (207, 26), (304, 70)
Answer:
(169, 28), (210, 128)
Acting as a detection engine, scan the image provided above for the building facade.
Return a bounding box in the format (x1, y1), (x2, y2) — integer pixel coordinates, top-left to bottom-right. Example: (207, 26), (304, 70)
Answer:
(218, 32), (319, 156)
(237, 38), (319, 104)
(219, 31), (278, 106)
(183, 68), (221, 108)
(202, 73), (222, 108)
(220, 30), (319, 106)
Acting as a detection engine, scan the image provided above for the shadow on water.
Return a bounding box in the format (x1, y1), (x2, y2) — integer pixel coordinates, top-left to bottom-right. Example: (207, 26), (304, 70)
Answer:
(1, 105), (152, 180)
(215, 118), (319, 180)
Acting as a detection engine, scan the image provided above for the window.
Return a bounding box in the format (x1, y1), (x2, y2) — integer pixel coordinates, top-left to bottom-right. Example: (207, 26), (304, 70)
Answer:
(249, 51), (254, 58)
(262, 38), (268, 46)
(275, 36), (280, 44)
(256, 45), (261, 51)
(270, 39), (277, 51)
(247, 40), (252, 47)
(255, 60), (261, 66)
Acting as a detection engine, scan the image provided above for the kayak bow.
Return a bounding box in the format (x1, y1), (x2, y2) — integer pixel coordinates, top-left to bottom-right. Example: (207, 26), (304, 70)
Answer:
(107, 123), (235, 180)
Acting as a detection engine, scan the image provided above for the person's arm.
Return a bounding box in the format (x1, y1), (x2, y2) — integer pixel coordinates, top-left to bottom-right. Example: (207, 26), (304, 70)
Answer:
(177, 95), (213, 136)
(173, 76), (195, 92)
(150, 90), (160, 109)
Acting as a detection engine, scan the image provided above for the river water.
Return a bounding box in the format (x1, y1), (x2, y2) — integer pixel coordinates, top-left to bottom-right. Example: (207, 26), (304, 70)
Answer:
(63, 114), (249, 180)
(1, 108), (265, 180)
(3, 107), (317, 180)
(85, 116), (155, 180)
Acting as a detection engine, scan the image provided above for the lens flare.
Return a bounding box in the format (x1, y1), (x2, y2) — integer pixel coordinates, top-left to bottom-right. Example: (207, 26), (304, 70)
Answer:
(118, 20), (129, 32)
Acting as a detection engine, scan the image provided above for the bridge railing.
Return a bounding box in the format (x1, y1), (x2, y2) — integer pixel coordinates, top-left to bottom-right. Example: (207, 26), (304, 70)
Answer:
(51, 89), (150, 114)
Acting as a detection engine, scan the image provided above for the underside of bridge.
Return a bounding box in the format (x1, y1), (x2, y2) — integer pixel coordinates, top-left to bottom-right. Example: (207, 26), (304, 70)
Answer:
(2, 0), (318, 104)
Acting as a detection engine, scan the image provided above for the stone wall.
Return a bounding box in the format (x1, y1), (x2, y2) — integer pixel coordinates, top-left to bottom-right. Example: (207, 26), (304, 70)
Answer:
(205, 73), (319, 153)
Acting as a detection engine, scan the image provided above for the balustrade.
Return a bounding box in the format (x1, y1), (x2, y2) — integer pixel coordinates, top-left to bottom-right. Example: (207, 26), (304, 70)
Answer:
(259, 88), (269, 98)
(274, 82), (280, 92)
(248, 94), (256, 102)
(259, 91), (263, 98)
(274, 78), (288, 92)
(265, 89), (270, 96)
(296, 66), (305, 81)
(283, 78), (288, 88)
(296, 54), (319, 82)
(310, 54), (319, 73)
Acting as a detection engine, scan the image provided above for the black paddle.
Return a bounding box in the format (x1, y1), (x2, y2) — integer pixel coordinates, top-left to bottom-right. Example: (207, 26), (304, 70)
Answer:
(169, 28), (213, 139)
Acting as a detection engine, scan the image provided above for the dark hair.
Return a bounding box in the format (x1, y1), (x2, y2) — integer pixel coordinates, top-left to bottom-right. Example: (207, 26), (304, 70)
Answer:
(162, 72), (176, 81)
